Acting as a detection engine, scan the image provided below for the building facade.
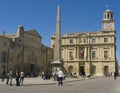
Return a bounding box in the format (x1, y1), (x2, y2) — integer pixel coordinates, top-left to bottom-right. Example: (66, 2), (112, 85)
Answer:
(0, 26), (53, 75)
(51, 9), (117, 76)
(0, 34), (10, 74)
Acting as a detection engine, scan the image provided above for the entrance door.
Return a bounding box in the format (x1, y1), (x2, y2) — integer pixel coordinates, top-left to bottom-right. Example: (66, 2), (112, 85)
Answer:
(30, 64), (35, 73)
(79, 66), (85, 75)
(104, 66), (108, 75)
(91, 66), (96, 75)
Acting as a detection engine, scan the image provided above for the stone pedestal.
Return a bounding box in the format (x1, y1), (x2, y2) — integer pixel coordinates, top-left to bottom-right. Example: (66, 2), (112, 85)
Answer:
(51, 59), (63, 72)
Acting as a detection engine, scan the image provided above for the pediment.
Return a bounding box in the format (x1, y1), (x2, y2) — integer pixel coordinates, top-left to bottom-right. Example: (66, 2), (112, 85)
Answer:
(25, 29), (42, 38)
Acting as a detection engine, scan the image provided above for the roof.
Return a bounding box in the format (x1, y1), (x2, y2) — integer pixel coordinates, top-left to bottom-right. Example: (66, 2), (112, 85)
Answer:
(25, 29), (42, 38)
(105, 9), (113, 13)
(0, 35), (10, 40)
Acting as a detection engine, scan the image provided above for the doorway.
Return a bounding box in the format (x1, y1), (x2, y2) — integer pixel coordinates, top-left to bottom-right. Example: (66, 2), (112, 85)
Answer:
(79, 66), (85, 75)
(30, 64), (35, 73)
(104, 66), (108, 75)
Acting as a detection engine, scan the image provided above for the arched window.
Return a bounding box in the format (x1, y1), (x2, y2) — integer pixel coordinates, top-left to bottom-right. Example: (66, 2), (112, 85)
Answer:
(107, 14), (109, 19)
(104, 14), (106, 19)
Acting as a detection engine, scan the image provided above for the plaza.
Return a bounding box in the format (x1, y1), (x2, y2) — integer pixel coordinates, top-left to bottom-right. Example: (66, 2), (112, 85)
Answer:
(0, 77), (120, 93)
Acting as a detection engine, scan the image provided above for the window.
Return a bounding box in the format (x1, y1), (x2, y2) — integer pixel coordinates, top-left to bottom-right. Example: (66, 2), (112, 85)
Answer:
(20, 39), (22, 43)
(107, 14), (109, 19)
(1, 52), (7, 63)
(3, 41), (7, 47)
(80, 50), (84, 59)
(104, 51), (108, 59)
(104, 38), (108, 42)
(69, 51), (73, 60)
(92, 38), (96, 44)
(69, 39), (73, 44)
(104, 14), (106, 19)
(92, 51), (96, 59)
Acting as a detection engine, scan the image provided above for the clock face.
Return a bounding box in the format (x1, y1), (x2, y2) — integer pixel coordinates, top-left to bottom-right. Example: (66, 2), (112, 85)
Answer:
(103, 22), (114, 30)
(106, 23), (111, 27)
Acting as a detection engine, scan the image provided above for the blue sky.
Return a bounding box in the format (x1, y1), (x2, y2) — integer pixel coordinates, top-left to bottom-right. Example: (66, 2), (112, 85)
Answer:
(0, 0), (120, 65)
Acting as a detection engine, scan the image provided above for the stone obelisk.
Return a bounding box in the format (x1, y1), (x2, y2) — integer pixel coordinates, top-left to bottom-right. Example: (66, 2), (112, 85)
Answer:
(51, 5), (63, 72)
(54, 5), (61, 60)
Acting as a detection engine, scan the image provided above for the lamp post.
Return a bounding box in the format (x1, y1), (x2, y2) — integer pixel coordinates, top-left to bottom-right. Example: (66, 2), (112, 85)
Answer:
(7, 49), (9, 72)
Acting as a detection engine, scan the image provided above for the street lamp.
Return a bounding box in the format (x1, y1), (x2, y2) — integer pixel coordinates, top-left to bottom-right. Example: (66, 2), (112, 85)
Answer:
(7, 49), (9, 72)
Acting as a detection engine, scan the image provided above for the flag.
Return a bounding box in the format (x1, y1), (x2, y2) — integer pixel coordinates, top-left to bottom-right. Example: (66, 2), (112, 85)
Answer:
(80, 50), (84, 59)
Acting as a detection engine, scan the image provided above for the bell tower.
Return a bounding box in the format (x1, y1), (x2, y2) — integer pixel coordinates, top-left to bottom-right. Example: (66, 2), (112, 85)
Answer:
(102, 8), (115, 31)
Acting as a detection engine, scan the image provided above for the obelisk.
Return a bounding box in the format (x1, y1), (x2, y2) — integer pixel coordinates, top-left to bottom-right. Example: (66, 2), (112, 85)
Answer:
(54, 5), (61, 60)
(51, 5), (63, 72)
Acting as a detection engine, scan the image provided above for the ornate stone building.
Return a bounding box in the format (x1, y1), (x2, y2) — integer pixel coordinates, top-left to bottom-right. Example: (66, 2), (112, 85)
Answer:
(0, 26), (53, 75)
(51, 8), (117, 76)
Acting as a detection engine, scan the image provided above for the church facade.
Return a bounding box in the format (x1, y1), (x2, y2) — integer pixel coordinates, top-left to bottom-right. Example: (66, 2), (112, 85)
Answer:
(51, 8), (118, 76)
(0, 26), (53, 75)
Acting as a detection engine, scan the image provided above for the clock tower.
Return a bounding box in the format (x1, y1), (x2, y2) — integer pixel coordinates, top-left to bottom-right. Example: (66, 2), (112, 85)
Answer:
(102, 8), (115, 31)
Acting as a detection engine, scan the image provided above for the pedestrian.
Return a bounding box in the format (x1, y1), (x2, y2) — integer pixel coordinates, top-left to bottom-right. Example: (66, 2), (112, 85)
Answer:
(53, 71), (57, 81)
(20, 71), (24, 85)
(9, 70), (13, 86)
(57, 69), (64, 86)
(15, 71), (20, 86)
(6, 71), (10, 85)
(114, 72), (117, 80)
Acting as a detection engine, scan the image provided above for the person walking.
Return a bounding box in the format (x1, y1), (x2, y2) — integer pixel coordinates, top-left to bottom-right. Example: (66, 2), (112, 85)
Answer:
(57, 69), (64, 86)
(20, 71), (24, 85)
(53, 71), (57, 81)
(15, 71), (20, 86)
(9, 70), (13, 86)
(114, 72), (117, 80)
(6, 71), (10, 85)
